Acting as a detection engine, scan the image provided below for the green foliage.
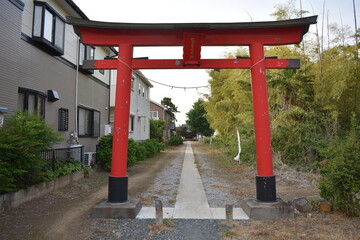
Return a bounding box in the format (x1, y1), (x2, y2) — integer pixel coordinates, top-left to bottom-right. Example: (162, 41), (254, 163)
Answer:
(169, 136), (183, 146)
(176, 124), (189, 138)
(0, 112), (61, 193)
(270, 0), (309, 20)
(96, 135), (164, 170)
(96, 134), (113, 171)
(201, 2), (360, 215)
(203, 48), (256, 162)
(186, 98), (214, 137)
(271, 107), (326, 168)
(44, 159), (85, 181)
(150, 119), (166, 142)
(127, 139), (139, 167)
(313, 45), (360, 131)
(161, 97), (179, 120)
(319, 115), (360, 216)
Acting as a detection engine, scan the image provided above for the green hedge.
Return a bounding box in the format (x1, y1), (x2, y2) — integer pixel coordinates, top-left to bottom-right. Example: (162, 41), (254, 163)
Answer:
(96, 135), (164, 171)
(0, 112), (87, 194)
(319, 116), (360, 217)
(169, 136), (183, 146)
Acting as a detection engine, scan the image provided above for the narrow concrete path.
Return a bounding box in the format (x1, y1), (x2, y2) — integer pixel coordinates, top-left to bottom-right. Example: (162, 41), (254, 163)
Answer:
(137, 141), (248, 220)
(173, 141), (212, 219)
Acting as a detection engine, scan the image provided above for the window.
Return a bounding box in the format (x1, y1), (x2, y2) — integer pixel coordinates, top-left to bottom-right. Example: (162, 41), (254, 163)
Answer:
(129, 115), (134, 132)
(79, 43), (95, 65)
(78, 107), (100, 137)
(79, 43), (95, 74)
(150, 111), (159, 120)
(18, 88), (45, 117)
(142, 88), (145, 97)
(138, 84), (141, 95)
(131, 75), (135, 91)
(32, 2), (65, 55)
(58, 108), (69, 131)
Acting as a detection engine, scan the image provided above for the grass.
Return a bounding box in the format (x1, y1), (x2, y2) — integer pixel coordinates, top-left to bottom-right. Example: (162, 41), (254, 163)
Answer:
(148, 219), (176, 236)
(220, 213), (360, 240)
(168, 199), (176, 205)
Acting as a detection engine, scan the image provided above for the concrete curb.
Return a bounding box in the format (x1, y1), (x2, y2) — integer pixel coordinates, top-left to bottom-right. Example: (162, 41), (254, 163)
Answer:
(0, 170), (84, 213)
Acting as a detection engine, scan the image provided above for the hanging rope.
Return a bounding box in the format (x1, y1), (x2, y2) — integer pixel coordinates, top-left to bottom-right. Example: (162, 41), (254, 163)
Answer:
(147, 78), (209, 90)
(116, 56), (267, 90)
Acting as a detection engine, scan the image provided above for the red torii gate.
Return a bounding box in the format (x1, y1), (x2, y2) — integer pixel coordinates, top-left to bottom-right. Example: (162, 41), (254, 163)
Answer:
(68, 16), (317, 204)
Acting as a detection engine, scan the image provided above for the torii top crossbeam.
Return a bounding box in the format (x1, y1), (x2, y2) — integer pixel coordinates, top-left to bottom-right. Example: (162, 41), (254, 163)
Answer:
(67, 16), (317, 204)
(68, 16), (317, 69)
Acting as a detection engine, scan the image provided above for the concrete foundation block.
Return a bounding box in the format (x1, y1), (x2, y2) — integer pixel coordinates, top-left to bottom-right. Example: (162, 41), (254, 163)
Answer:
(291, 197), (311, 213)
(241, 198), (294, 220)
(91, 198), (142, 219)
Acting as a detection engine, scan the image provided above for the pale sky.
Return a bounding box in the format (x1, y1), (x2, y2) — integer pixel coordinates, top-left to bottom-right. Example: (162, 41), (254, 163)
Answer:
(73, 0), (359, 125)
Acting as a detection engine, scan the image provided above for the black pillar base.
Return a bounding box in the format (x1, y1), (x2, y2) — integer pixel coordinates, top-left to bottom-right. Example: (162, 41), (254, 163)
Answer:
(108, 176), (128, 203)
(256, 176), (276, 202)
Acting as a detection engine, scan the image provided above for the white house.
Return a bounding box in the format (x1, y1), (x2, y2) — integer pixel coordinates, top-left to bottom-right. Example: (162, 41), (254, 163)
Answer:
(109, 70), (153, 141)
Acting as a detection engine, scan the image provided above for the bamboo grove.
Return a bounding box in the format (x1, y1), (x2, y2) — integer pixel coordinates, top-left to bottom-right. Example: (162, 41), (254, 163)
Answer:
(202, 1), (360, 216)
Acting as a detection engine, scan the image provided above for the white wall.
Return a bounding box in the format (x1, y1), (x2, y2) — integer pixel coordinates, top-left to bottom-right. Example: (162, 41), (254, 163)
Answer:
(110, 71), (151, 141)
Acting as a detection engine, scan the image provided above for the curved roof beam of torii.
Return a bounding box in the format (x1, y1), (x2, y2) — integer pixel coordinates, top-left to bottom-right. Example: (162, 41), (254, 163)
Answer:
(66, 16), (317, 47)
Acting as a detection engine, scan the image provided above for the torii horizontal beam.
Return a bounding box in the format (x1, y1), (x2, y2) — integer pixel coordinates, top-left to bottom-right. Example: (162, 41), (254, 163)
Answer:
(67, 16), (317, 47)
(83, 58), (300, 70)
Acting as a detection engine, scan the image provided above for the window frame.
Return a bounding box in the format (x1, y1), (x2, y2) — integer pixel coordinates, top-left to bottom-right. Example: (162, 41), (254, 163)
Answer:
(18, 87), (46, 118)
(79, 43), (95, 74)
(129, 115), (135, 132)
(32, 1), (65, 55)
(78, 106), (100, 137)
(131, 75), (135, 91)
(150, 111), (159, 119)
(58, 108), (69, 131)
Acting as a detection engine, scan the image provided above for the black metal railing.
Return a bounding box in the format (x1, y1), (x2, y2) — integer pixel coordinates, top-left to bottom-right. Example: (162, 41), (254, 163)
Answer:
(41, 145), (84, 170)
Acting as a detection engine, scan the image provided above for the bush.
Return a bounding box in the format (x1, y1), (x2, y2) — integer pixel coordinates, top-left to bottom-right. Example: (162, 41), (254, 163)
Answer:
(319, 116), (360, 216)
(0, 112), (61, 193)
(150, 120), (166, 142)
(142, 139), (158, 157)
(44, 158), (85, 181)
(272, 107), (325, 169)
(169, 136), (183, 146)
(96, 136), (164, 170)
(96, 134), (113, 171)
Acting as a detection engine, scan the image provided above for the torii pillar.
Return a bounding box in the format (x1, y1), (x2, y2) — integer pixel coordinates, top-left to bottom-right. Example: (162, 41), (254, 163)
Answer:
(68, 16), (317, 219)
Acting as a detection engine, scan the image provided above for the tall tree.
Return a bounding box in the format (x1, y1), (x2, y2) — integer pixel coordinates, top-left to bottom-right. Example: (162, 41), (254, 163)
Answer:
(161, 97), (179, 120)
(186, 98), (214, 137)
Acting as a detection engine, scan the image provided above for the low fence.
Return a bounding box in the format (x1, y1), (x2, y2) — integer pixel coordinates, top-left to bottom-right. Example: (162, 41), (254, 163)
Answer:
(0, 170), (84, 213)
(41, 145), (84, 169)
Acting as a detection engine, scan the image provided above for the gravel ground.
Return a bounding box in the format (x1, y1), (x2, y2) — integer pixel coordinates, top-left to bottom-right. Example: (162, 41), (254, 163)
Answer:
(84, 219), (229, 240)
(139, 144), (185, 207)
(79, 141), (238, 240)
(2, 141), (358, 240)
(193, 142), (242, 208)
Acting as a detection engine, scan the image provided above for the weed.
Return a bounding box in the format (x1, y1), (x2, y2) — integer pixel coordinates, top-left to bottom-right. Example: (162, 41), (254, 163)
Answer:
(168, 199), (176, 205)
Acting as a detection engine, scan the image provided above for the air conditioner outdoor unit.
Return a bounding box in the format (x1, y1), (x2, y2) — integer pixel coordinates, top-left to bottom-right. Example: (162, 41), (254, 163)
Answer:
(83, 152), (96, 167)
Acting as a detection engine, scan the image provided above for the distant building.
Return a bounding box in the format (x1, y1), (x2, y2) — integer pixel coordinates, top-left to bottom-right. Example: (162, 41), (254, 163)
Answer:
(109, 70), (153, 141)
(150, 100), (176, 140)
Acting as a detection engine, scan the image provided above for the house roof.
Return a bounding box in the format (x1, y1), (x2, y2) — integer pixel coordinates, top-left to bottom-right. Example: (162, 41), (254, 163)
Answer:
(150, 100), (165, 109)
(134, 70), (153, 88)
(62, 0), (118, 54)
(150, 100), (172, 113)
